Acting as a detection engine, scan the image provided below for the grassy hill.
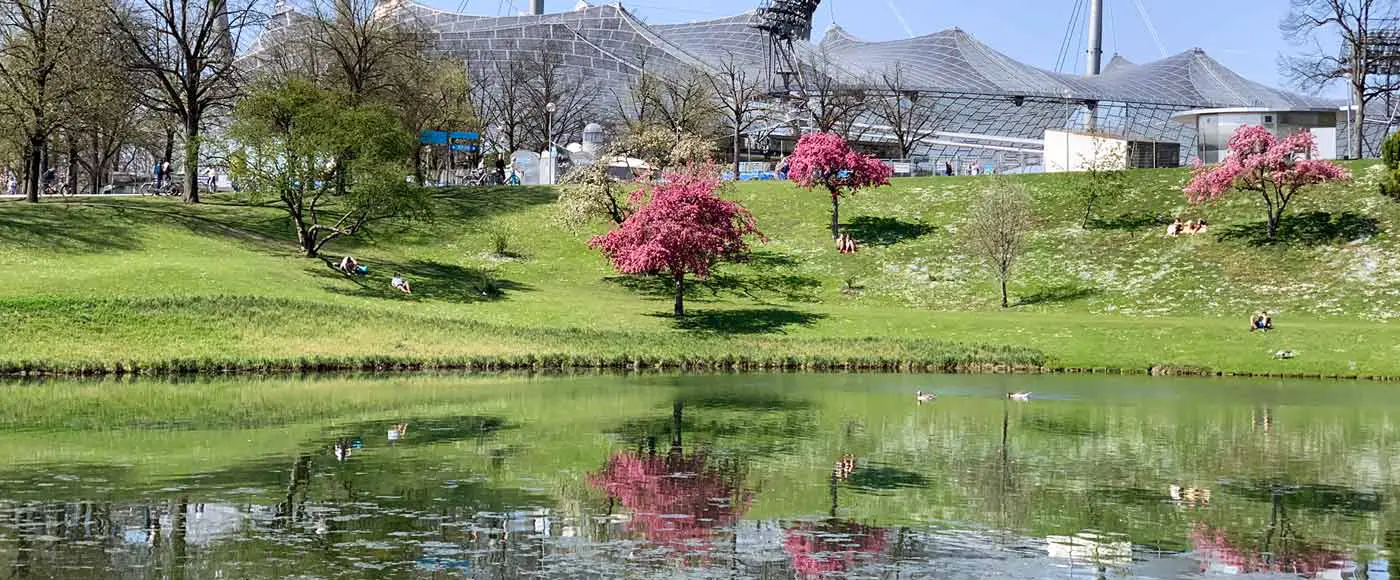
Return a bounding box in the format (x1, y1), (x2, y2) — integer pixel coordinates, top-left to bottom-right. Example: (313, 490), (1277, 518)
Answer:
(3, 162), (1399, 376)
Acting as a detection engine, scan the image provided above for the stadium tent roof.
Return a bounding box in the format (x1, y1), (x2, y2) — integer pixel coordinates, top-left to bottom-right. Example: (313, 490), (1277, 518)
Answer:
(244, 2), (1334, 111)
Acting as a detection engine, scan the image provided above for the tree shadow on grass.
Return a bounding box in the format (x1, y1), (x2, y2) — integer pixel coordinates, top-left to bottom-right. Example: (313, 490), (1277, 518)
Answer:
(1217, 211), (1380, 247)
(431, 186), (558, 221)
(606, 270), (822, 303)
(110, 201), (292, 251)
(1088, 210), (1173, 231)
(0, 203), (143, 253)
(1015, 283), (1101, 307)
(652, 307), (826, 335)
(317, 259), (531, 303)
(843, 216), (935, 246)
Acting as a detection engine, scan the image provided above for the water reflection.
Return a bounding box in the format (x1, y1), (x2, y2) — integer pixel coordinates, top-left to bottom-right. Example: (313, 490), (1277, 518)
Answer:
(1, 373), (1400, 578)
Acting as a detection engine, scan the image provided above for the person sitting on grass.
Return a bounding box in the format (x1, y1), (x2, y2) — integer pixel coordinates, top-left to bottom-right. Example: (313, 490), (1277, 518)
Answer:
(836, 232), (858, 254)
(1194, 218), (1208, 235)
(1249, 310), (1273, 332)
(1166, 217), (1183, 237)
(391, 272), (412, 295)
(338, 255), (364, 276)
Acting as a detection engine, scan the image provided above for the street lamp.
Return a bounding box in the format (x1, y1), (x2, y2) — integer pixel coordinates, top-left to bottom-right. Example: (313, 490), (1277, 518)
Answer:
(545, 102), (556, 185)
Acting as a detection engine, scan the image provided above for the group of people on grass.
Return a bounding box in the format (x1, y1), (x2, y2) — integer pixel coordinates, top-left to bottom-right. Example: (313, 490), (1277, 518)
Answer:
(337, 255), (411, 295)
(1166, 217), (1209, 237)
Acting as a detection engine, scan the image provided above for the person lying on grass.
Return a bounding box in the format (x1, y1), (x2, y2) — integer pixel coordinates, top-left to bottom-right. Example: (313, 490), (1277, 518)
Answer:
(1249, 310), (1273, 332)
(391, 272), (412, 295)
(338, 255), (367, 276)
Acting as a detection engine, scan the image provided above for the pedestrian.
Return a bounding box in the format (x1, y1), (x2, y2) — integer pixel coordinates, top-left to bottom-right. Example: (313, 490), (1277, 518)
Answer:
(944, 161), (953, 176)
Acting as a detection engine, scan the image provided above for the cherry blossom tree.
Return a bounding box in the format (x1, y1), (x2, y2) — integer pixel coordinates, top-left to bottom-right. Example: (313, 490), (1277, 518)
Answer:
(1184, 126), (1349, 242)
(590, 167), (763, 318)
(787, 132), (893, 239)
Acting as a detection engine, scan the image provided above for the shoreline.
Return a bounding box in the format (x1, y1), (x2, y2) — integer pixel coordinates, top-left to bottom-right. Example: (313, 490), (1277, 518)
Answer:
(4, 354), (1397, 382)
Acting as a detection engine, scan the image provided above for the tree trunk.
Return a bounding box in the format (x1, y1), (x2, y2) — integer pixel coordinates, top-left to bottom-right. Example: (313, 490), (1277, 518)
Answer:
(161, 128), (174, 186)
(297, 225), (318, 258)
(1082, 198), (1094, 229)
(1267, 213), (1280, 242)
(66, 142), (78, 196)
(830, 195), (840, 239)
(673, 275), (685, 318)
(1000, 277), (1009, 308)
(412, 146), (424, 186)
(732, 127), (741, 182)
(1352, 81), (1365, 159)
(182, 117), (200, 203)
(23, 142), (41, 203)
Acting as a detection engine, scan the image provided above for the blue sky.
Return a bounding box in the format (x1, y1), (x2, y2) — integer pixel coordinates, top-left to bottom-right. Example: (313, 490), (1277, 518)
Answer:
(434, 0), (1347, 97)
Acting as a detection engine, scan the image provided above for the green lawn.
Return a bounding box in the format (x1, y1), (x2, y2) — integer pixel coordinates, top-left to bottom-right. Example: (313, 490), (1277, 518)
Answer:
(3, 163), (1399, 376)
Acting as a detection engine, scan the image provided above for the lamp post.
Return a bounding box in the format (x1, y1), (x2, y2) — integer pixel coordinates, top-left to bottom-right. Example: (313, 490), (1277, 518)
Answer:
(545, 101), (556, 185)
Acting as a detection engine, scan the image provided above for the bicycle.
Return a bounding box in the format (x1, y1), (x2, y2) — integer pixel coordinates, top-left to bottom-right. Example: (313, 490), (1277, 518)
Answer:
(139, 180), (183, 197)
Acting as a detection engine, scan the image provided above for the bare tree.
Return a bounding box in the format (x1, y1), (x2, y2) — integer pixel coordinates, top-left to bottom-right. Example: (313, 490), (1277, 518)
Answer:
(300, 0), (428, 100)
(65, 26), (148, 195)
(869, 63), (943, 159)
(707, 53), (771, 178)
(473, 59), (531, 154)
(802, 50), (867, 138)
(1282, 0), (1400, 158)
(522, 47), (600, 151)
(613, 53), (662, 133)
(391, 56), (471, 184)
(963, 178), (1034, 308)
(0, 0), (102, 201)
(108, 0), (257, 203)
(645, 66), (717, 137)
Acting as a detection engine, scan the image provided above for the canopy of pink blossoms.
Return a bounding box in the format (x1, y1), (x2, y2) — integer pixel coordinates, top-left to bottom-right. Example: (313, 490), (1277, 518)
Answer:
(783, 520), (887, 578)
(589, 168), (762, 280)
(787, 133), (893, 199)
(1184, 126), (1349, 202)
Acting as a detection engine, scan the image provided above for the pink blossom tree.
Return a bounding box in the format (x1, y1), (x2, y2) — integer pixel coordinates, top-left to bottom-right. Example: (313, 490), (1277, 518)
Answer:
(1184, 126), (1349, 242)
(787, 132), (894, 239)
(590, 167), (764, 318)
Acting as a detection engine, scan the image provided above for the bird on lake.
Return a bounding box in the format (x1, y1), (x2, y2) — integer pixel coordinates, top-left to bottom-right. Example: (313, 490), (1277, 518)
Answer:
(915, 390), (936, 403)
(1008, 392), (1031, 401)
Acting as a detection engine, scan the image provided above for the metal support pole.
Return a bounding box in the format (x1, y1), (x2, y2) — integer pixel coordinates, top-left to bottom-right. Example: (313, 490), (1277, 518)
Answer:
(1085, 0), (1103, 76)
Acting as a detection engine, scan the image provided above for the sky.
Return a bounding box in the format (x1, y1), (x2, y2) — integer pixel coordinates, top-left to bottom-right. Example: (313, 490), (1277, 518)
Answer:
(429, 0), (1349, 98)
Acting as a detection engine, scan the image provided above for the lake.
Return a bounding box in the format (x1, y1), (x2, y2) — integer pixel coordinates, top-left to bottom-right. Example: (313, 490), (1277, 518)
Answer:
(0, 372), (1395, 579)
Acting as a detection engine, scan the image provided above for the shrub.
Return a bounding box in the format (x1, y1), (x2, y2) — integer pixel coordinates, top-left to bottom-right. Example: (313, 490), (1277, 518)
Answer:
(1383, 132), (1400, 169)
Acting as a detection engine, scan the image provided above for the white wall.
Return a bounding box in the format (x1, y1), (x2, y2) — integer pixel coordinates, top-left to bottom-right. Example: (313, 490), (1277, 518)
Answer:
(1043, 130), (1129, 173)
(1312, 127), (1338, 160)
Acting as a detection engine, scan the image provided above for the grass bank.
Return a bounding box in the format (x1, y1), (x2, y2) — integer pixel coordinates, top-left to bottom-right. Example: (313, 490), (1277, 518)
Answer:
(2, 163), (1398, 377)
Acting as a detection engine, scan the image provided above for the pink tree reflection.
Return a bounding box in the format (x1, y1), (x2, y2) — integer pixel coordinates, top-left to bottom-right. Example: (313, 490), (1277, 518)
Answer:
(589, 449), (750, 556)
(1191, 523), (1343, 576)
(784, 520), (887, 578)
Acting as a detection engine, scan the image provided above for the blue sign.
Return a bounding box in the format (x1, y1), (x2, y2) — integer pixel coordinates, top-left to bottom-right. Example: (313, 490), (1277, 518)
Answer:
(419, 131), (480, 145)
(449, 144), (478, 153)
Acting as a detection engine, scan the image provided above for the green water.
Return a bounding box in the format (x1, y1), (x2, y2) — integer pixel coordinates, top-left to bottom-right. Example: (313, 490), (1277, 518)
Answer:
(0, 372), (1396, 578)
